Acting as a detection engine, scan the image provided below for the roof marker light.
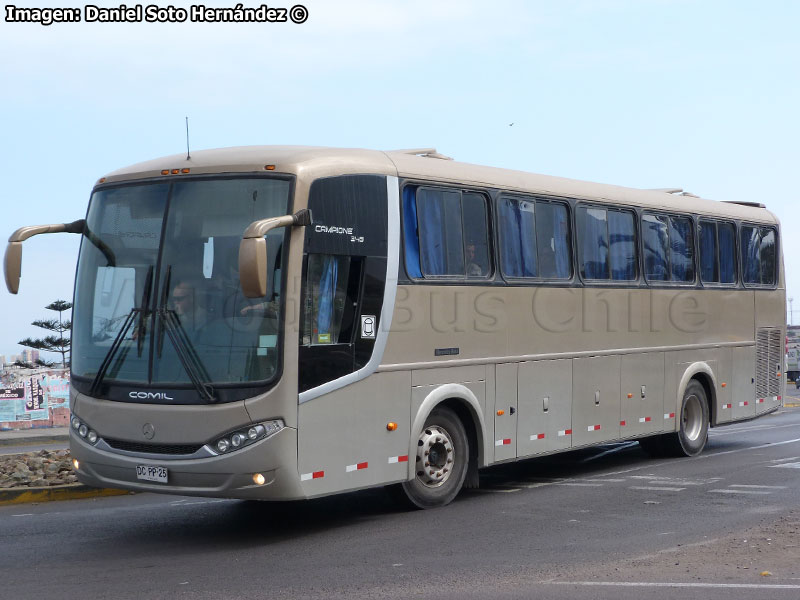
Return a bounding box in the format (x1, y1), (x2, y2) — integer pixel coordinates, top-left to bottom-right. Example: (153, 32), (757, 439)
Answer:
(264, 165), (276, 170)
(181, 168), (190, 174)
(161, 170), (170, 175)
(171, 169), (179, 174)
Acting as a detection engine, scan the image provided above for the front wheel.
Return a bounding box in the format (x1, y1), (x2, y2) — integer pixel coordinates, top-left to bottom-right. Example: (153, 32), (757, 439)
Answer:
(395, 407), (469, 509)
(664, 380), (709, 457)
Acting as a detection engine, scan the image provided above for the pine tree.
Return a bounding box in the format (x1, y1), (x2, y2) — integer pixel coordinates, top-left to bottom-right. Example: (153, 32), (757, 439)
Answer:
(18, 300), (73, 369)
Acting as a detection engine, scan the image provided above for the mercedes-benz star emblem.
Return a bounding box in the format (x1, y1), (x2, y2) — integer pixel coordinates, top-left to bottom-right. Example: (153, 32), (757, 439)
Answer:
(142, 423), (155, 440)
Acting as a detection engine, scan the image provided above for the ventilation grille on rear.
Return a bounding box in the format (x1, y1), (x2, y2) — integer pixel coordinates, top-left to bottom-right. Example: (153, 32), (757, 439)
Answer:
(756, 328), (782, 399)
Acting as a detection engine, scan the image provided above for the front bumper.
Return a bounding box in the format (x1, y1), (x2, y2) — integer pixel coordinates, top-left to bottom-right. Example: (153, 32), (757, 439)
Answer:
(70, 426), (305, 500)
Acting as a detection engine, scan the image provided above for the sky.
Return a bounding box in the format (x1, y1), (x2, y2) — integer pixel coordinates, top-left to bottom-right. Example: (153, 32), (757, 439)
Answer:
(1, 0), (798, 361)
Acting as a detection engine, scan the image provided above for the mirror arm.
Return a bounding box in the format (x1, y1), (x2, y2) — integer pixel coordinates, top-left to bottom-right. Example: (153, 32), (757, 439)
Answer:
(239, 209), (312, 298)
(5, 219), (86, 294)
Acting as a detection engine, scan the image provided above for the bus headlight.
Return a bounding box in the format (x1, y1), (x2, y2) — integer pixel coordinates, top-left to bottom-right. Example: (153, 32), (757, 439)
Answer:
(210, 420), (284, 455)
(70, 416), (100, 446)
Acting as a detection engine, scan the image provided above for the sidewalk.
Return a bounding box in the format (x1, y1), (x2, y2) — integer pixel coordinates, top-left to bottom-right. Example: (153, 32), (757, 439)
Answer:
(0, 426), (69, 447)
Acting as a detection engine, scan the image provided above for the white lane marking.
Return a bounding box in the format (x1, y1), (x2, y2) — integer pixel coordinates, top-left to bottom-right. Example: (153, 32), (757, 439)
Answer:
(555, 482), (604, 487)
(586, 478), (626, 482)
(12, 514), (33, 517)
(471, 488), (521, 494)
(541, 581), (800, 590)
(770, 461), (800, 469)
(629, 486), (686, 492)
(729, 484), (787, 489)
(699, 437), (800, 459)
(709, 489), (772, 495)
(770, 456), (800, 463)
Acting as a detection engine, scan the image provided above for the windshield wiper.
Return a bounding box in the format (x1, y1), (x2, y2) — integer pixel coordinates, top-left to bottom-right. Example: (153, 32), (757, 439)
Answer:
(89, 266), (153, 397)
(156, 265), (216, 403)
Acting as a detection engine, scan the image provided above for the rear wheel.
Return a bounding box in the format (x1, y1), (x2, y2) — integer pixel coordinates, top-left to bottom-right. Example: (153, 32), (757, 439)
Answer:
(664, 380), (709, 457)
(396, 407), (469, 509)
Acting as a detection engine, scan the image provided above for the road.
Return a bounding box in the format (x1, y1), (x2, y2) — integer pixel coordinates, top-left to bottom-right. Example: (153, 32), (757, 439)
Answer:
(1, 403), (799, 600)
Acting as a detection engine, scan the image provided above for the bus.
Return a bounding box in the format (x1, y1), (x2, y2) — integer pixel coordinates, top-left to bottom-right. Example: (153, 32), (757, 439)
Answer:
(4, 146), (785, 508)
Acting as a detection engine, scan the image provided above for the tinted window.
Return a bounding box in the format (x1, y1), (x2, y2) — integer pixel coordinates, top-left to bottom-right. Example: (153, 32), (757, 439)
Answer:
(498, 197), (538, 278)
(536, 202), (571, 279)
(462, 192), (490, 278)
(642, 214), (669, 281)
(577, 206), (636, 281)
(718, 222), (736, 283)
(407, 187), (490, 279)
(699, 221), (718, 282)
(608, 210), (637, 280)
(669, 216), (694, 282)
(577, 206), (609, 279)
(499, 197), (570, 279)
(700, 220), (736, 284)
(741, 225), (777, 286)
(643, 214), (695, 283)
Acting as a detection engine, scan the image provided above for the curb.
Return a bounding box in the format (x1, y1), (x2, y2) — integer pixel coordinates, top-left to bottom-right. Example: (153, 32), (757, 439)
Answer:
(0, 484), (130, 506)
(784, 402), (800, 408)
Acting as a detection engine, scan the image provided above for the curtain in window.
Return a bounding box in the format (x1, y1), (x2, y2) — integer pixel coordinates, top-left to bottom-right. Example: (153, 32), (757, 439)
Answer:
(718, 223), (735, 283)
(499, 198), (537, 277)
(418, 191), (445, 275)
(699, 222), (717, 282)
(402, 187), (421, 278)
(760, 229), (776, 285)
(608, 211), (635, 280)
(316, 255), (338, 340)
(669, 217), (694, 281)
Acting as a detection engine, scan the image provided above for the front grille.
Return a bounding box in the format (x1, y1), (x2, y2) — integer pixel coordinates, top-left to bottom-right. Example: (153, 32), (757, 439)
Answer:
(105, 438), (203, 455)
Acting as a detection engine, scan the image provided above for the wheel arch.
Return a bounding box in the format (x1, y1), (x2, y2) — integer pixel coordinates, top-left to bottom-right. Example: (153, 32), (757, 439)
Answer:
(677, 362), (717, 427)
(408, 383), (487, 483)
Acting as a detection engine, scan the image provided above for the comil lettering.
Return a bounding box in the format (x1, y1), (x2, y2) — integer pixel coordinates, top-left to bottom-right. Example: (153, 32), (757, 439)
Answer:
(129, 391), (175, 400)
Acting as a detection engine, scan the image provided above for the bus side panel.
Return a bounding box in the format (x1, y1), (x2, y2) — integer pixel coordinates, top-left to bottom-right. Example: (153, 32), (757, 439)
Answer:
(517, 359), (572, 457)
(296, 371), (411, 498)
(713, 347), (733, 425)
(572, 355), (621, 446)
(732, 346), (756, 420)
(494, 363), (518, 461)
(620, 353), (664, 436)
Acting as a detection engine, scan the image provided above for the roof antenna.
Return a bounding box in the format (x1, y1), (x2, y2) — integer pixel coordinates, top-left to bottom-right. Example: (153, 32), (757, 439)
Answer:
(185, 116), (191, 161)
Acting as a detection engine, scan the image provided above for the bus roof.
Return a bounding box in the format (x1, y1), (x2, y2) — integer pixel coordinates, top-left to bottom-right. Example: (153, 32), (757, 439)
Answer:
(101, 145), (778, 224)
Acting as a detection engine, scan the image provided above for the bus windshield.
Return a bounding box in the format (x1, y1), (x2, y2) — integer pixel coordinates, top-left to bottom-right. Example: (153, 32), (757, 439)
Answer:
(71, 176), (291, 400)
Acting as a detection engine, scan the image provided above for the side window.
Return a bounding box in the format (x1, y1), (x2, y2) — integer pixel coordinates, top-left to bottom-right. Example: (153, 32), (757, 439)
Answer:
(578, 206), (635, 281)
(405, 187), (490, 279)
(643, 214), (695, 283)
(498, 196), (571, 279)
(700, 220), (737, 285)
(742, 225), (777, 286)
(301, 254), (354, 345)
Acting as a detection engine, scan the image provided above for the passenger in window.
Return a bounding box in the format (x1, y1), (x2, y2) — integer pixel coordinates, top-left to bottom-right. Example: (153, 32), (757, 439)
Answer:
(170, 280), (209, 335)
(466, 243), (488, 277)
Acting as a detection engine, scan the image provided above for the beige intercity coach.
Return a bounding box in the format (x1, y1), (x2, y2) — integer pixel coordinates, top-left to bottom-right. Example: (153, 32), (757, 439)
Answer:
(5, 146), (785, 508)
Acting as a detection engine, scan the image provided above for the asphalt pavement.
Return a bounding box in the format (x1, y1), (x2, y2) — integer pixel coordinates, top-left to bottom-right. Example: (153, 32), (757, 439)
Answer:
(1, 405), (799, 600)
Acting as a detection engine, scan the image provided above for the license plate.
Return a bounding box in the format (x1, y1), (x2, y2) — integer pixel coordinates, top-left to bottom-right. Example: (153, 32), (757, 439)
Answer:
(136, 464), (168, 483)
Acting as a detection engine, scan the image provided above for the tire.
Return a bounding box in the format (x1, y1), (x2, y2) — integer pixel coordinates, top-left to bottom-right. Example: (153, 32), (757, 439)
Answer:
(663, 380), (709, 457)
(395, 407), (469, 509)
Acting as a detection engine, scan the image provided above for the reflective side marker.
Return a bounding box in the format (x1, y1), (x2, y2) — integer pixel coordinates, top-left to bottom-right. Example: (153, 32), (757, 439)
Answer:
(388, 455), (408, 464)
(346, 462), (368, 472)
(664, 413), (675, 419)
(300, 471), (325, 481)
(638, 417), (652, 423)
(620, 420), (626, 427)
(494, 438), (512, 446)
(757, 398), (765, 404)
(558, 429), (572, 436)
(588, 425), (601, 432)
(529, 433), (545, 440)
(722, 403), (731, 409)
(739, 401), (749, 407)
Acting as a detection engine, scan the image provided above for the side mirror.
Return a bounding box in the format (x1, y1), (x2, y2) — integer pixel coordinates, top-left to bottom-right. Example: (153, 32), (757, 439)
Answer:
(239, 209), (311, 298)
(4, 220), (85, 294)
